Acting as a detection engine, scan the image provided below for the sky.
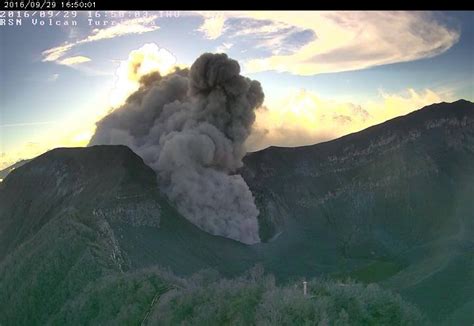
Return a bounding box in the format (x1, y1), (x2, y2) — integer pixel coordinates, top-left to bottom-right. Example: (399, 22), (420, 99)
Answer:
(0, 11), (473, 169)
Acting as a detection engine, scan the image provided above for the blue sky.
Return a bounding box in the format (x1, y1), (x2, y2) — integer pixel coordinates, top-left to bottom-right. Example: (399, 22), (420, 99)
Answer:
(0, 11), (473, 168)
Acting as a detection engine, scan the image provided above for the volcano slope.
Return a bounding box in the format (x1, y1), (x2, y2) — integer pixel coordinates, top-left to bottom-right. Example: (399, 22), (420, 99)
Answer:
(242, 99), (474, 324)
(0, 100), (473, 324)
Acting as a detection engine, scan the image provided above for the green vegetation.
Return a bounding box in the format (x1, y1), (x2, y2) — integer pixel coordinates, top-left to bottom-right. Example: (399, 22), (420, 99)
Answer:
(149, 267), (427, 325)
(333, 260), (405, 284)
(1, 254), (427, 326)
(50, 269), (179, 325)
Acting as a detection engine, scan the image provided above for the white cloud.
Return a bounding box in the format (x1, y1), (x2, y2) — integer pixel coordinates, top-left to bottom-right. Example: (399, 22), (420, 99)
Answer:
(43, 43), (74, 62)
(47, 73), (59, 82)
(216, 42), (233, 53)
(246, 88), (450, 151)
(72, 130), (94, 143)
(42, 16), (160, 64)
(230, 19), (306, 55)
(109, 43), (178, 108)
(58, 56), (91, 66)
(195, 11), (460, 76)
(197, 13), (227, 39)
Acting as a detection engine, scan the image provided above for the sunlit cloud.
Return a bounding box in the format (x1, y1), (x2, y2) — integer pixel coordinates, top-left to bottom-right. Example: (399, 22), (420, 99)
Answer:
(197, 13), (227, 40)
(195, 11), (460, 75)
(0, 143), (42, 170)
(108, 43), (178, 108)
(42, 15), (160, 64)
(57, 56), (91, 66)
(72, 130), (94, 143)
(0, 117), (103, 170)
(43, 43), (74, 62)
(246, 88), (450, 151)
(229, 18), (313, 56)
(216, 42), (233, 53)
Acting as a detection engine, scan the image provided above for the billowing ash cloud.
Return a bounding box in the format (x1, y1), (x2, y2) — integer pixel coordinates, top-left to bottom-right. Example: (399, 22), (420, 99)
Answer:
(89, 53), (264, 244)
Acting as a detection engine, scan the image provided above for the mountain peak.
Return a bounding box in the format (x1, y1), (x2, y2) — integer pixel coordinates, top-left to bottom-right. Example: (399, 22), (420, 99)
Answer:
(2, 144), (157, 189)
(0, 145), (161, 259)
(416, 98), (473, 112)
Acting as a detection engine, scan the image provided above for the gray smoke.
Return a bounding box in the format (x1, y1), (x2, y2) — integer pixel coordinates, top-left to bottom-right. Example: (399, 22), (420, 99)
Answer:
(89, 53), (264, 244)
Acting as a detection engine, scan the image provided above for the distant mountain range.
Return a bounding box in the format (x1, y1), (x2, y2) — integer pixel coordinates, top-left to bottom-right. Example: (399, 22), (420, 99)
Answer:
(1, 100), (473, 325)
(0, 159), (29, 180)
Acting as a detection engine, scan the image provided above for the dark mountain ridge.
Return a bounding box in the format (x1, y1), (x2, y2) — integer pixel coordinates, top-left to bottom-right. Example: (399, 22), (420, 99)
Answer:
(241, 99), (474, 323)
(0, 145), (159, 260)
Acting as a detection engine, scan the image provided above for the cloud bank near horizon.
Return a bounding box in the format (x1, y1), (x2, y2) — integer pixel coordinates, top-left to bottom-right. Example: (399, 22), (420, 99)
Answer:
(246, 88), (450, 151)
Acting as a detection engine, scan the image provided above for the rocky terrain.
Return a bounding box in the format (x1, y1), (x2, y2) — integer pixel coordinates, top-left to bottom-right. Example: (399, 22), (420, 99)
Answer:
(242, 99), (474, 323)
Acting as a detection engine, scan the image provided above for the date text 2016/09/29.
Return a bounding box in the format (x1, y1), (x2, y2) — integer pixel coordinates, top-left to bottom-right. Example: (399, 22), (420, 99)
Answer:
(0, 10), (79, 26)
(3, 1), (95, 9)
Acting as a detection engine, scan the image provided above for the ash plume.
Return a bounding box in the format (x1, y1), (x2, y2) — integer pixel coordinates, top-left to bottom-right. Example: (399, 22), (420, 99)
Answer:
(89, 53), (264, 244)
